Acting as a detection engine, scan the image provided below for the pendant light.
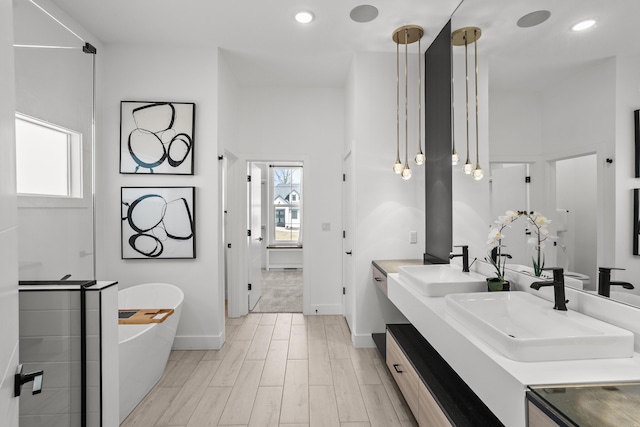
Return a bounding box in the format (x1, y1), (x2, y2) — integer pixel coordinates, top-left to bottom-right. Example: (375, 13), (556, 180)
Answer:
(471, 28), (484, 180)
(414, 35), (426, 166)
(392, 38), (403, 174)
(452, 27), (482, 178)
(391, 25), (424, 180)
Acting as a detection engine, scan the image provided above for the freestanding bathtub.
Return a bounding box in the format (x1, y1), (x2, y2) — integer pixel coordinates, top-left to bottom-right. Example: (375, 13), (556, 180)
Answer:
(118, 283), (184, 423)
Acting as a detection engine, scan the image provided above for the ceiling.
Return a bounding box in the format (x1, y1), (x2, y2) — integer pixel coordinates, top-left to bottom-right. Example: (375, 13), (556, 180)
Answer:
(453, 0), (640, 91)
(46, 0), (463, 87)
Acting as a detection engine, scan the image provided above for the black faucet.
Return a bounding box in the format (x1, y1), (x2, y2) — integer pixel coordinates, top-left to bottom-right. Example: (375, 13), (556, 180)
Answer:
(530, 267), (568, 311)
(598, 267), (635, 297)
(449, 245), (469, 272)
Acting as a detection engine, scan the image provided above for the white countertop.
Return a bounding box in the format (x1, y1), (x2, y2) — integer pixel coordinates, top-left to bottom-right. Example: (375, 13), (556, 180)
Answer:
(388, 271), (640, 426)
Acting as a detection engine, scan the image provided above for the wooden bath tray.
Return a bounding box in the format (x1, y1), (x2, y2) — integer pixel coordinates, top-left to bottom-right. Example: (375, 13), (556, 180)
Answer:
(118, 308), (174, 324)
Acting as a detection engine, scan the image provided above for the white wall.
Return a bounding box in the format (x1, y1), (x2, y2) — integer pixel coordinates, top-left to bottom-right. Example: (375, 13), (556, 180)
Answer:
(96, 45), (222, 349)
(615, 54), (640, 287)
(0, 0), (19, 423)
(235, 86), (345, 314)
(349, 52), (425, 347)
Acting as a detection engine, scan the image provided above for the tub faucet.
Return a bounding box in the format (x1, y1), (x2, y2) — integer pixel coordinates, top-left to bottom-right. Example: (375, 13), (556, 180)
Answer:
(449, 245), (469, 272)
(531, 267), (568, 311)
(598, 267), (635, 298)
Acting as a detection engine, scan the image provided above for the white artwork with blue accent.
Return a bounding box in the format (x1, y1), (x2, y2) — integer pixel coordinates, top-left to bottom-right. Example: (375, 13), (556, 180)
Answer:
(120, 101), (195, 174)
(121, 187), (196, 259)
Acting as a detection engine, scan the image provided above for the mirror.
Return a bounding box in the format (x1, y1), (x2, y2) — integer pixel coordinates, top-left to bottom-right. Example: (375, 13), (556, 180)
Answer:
(13, 0), (95, 280)
(451, 0), (640, 306)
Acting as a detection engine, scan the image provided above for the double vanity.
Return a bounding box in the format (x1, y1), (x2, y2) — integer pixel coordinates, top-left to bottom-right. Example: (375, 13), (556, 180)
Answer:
(373, 260), (640, 426)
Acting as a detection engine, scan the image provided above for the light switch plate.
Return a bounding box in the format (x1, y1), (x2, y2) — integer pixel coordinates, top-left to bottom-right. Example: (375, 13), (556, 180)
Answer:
(410, 231), (417, 244)
(322, 223), (331, 231)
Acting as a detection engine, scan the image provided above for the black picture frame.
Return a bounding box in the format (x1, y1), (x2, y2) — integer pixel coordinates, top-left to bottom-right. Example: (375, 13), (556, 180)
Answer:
(635, 189), (639, 256)
(121, 186), (196, 259)
(635, 109), (640, 178)
(120, 101), (195, 174)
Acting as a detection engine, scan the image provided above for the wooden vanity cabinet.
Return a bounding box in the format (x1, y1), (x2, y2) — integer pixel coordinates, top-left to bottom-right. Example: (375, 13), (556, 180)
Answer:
(385, 324), (502, 427)
(386, 330), (452, 427)
(418, 380), (454, 427)
(386, 330), (420, 412)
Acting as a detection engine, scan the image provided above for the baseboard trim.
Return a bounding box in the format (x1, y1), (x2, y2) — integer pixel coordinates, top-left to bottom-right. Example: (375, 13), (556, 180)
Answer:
(353, 332), (375, 348)
(172, 333), (223, 350)
(308, 304), (343, 315)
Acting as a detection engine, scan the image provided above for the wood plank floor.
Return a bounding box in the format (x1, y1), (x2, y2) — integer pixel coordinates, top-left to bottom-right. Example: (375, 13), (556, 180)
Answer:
(121, 313), (417, 427)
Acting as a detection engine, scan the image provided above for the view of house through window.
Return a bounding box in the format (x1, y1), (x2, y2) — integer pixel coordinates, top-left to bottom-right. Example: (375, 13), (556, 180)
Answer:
(271, 165), (302, 243)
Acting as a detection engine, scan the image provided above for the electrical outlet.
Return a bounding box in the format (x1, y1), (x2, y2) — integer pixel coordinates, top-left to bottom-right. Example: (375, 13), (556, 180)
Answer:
(410, 231), (418, 244)
(322, 223), (331, 231)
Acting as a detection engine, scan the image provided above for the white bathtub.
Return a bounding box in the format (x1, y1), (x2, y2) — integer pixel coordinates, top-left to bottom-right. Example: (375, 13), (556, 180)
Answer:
(118, 283), (184, 423)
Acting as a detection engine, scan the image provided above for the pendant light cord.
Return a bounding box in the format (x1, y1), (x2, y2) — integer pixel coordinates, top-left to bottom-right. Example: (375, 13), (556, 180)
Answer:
(464, 31), (470, 165)
(396, 39), (400, 163)
(404, 28), (409, 166)
(418, 36), (422, 156)
(474, 28), (480, 166)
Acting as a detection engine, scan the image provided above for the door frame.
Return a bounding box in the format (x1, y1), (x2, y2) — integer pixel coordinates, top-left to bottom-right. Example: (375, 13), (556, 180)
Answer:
(227, 153), (310, 317)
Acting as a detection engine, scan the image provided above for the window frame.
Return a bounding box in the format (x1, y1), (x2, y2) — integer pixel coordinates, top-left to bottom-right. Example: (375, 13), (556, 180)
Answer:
(15, 112), (88, 208)
(269, 165), (303, 246)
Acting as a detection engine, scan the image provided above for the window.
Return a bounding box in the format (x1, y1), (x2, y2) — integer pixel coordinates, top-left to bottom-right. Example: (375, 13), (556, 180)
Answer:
(15, 113), (82, 198)
(271, 165), (302, 244)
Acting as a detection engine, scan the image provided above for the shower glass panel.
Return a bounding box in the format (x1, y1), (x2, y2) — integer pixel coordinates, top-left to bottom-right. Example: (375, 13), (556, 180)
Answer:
(13, 0), (97, 425)
(13, 0), (95, 282)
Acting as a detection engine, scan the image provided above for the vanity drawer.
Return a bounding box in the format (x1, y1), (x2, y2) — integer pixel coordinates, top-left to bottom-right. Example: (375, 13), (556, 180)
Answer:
(373, 265), (387, 295)
(418, 380), (453, 427)
(386, 330), (419, 413)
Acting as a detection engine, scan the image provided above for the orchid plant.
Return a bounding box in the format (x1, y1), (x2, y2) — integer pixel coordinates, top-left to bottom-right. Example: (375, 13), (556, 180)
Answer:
(526, 211), (554, 277)
(486, 210), (556, 280)
(486, 210), (523, 282)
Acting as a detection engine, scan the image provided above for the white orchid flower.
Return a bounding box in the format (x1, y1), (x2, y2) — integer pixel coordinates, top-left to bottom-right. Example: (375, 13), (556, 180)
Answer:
(487, 228), (504, 241)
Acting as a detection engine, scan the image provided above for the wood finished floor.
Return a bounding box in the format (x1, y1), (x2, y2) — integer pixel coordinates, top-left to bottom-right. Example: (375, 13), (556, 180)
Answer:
(121, 313), (418, 427)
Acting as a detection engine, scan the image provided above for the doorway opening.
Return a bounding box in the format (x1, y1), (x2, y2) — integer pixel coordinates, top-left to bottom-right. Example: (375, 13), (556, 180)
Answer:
(554, 154), (598, 289)
(248, 161), (304, 313)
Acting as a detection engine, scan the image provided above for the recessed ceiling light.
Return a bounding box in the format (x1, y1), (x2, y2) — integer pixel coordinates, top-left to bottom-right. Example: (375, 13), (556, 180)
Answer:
(572, 19), (596, 31)
(350, 5), (379, 23)
(295, 11), (314, 24)
(516, 10), (551, 28)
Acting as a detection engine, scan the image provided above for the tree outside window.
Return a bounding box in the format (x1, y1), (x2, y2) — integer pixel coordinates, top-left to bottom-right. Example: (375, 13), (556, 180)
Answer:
(271, 166), (302, 244)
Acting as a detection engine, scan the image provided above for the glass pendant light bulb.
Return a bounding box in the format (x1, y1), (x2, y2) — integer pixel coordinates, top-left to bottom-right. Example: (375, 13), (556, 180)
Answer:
(393, 160), (403, 174)
(452, 149), (459, 165)
(401, 164), (412, 180)
(473, 164), (484, 180)
(414, 152), (426, 165)
(463, 160), (473, 174)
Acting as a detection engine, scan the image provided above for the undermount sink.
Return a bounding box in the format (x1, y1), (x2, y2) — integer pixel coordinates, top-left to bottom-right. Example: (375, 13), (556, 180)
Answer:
(445, 291), (634, 362)
(399, 265), (487, 297)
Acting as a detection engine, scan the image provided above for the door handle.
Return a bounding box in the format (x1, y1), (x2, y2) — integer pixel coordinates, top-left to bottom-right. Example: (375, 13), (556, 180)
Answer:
(256, 237), (263, 241)
(345, 251), (352, 255)
(15, 364), (43, 397)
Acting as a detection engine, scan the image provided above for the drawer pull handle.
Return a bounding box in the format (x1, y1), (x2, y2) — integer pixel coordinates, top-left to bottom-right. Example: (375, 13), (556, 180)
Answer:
(393, 364), (403, 373)
(374, 277), (383, 282)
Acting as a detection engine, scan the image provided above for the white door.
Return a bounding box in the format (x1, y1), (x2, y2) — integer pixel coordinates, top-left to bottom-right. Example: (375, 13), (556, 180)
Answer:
(1, 3), (20, 421)
(248, 163), (263, 310)
(342, 152), (355, 333)
(490, 164), (529, 265)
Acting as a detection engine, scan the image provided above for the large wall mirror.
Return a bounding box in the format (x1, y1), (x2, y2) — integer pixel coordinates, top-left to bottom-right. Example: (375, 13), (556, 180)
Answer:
(13, 0), (95, 281)
(451, 0), (640, 307)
